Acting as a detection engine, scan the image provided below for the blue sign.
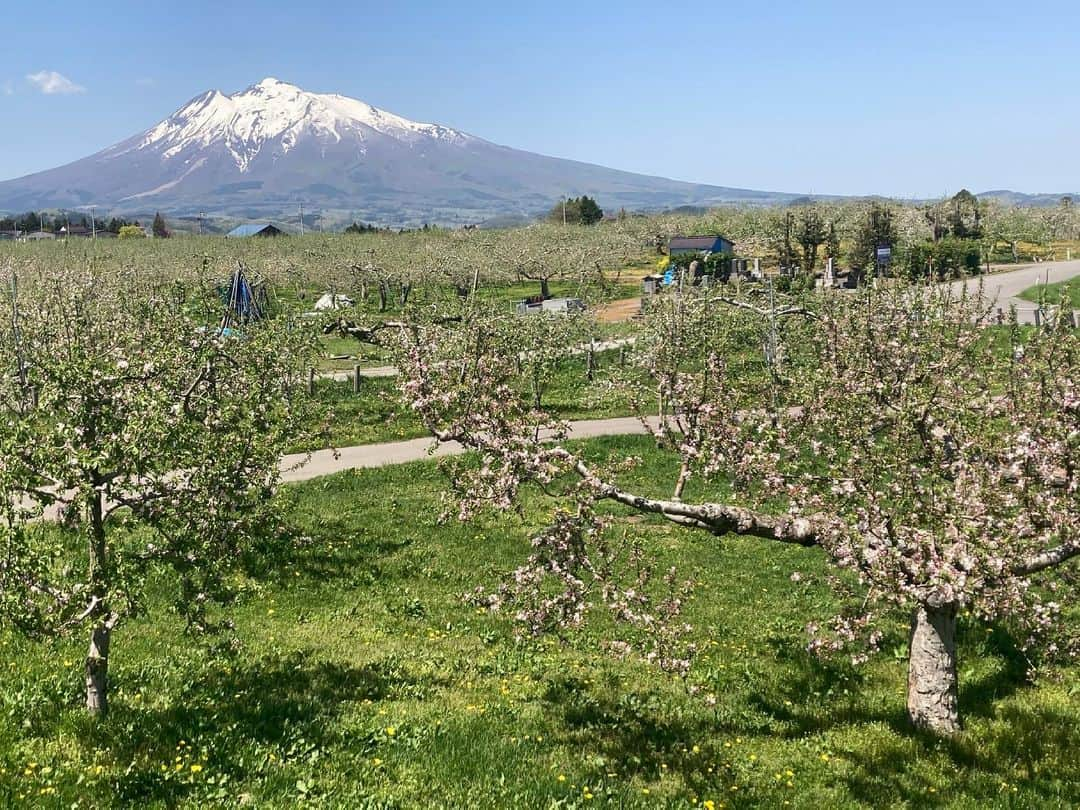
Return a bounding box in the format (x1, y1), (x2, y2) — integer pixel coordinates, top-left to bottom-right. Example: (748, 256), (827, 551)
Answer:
(662, 269), (675, 286)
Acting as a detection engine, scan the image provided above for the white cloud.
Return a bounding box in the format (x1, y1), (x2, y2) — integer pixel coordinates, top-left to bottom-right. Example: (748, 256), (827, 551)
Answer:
(26, 70), (86, 95)
(2, 81), (14, 96)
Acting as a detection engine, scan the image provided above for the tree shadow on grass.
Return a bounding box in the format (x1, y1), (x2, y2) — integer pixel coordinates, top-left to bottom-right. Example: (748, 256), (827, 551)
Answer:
(835, 701), (1080, 808)
(240, 519), (414, 588)
(73, 651), (433, 806)
(539, 623), (1060, 804)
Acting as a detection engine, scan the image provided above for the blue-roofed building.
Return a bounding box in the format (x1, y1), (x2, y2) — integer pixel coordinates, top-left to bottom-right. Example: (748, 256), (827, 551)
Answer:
(226, 223), (285, 238)
(668, 235), (735, 255)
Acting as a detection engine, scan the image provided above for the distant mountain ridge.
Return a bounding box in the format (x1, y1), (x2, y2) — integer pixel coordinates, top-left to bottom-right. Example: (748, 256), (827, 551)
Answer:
(975, 189), (1079, 206)
(0, 78), (805, 226)
(0, 79), (1071, 226)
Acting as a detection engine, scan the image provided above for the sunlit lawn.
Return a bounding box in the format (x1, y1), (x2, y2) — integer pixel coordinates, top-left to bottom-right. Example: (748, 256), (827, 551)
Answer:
(1, 436), (1077, 807)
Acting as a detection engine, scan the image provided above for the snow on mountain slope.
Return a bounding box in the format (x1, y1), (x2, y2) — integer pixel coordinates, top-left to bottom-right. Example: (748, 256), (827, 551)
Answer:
(113, 78), (473, 172)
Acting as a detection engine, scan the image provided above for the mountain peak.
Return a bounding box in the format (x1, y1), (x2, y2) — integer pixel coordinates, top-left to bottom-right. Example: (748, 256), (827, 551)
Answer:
(244, 77), (303, 96)
(119, 78), (471, 173)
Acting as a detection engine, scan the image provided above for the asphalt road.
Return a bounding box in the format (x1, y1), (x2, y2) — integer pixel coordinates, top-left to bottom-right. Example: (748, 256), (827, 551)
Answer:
(279, 416), (654, 482)
(950, 260), (1080, 322)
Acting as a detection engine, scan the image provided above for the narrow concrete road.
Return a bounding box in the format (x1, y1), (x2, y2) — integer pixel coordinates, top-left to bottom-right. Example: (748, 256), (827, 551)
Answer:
(950, 260), (1080, 323)
(279, 416), (653, 483)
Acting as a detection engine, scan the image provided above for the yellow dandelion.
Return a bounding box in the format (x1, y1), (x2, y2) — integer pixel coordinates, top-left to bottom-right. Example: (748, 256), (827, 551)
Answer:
(190, 764), (203, 774)
(385, 726), (396, 736)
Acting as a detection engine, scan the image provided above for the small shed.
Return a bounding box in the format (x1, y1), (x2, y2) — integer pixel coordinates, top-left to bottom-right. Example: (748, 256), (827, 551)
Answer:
(226, 223), (285, 238)
(24, 231), (56, 241)
(668, 235), (734, 255)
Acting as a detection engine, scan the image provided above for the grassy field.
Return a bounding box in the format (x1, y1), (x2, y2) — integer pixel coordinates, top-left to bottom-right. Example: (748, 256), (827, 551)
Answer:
(1017, 279), (1076, 306)
(296, 348), (640, 451)
(2, 436), (1078, 808)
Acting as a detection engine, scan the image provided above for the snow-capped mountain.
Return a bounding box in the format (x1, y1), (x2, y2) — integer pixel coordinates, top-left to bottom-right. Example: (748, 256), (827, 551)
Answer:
(123, 78), (473, 173)
(0, 78), (794, 225)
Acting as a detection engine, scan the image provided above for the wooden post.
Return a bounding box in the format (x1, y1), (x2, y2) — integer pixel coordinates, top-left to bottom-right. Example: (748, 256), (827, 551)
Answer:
(586, 341), (595, 382)
(353, 364), (362, 394)
(307, 368), (315, 395)
(1034, 308), (1042, 328)
(619, 345), (626, 367)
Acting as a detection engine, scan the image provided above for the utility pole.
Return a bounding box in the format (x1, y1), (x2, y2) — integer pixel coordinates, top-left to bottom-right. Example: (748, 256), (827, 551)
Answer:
(90, 205), (96, 239)
(299, 203), (305, 236)
(562, 196), (567, 226)
(198, 211), (205, 236)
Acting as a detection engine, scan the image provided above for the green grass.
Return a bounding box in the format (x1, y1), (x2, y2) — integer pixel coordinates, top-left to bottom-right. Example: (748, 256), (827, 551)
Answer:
(1, 436), (1078, 807)
(1017, 279), (1077, 306)
(295, 349), (643, 451)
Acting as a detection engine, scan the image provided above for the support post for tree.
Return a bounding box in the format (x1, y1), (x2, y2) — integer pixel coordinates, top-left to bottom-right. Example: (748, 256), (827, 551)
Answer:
(907, 603), (960, 735)
(307, 368), (315, 396)
(586, 342), (595, 382)
(353, 364), (362, 394)
(619, 345), (626, 367)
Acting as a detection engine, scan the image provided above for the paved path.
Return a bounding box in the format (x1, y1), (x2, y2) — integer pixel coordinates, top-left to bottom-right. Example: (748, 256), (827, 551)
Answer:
(279, 416), (653, 483)
(950, 260), (1080, 323)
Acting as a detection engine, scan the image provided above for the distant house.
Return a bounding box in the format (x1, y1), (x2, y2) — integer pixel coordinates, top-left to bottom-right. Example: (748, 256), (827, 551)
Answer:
(59, 225), (93, 238)
(668, 235), (735, 255)
(226, 223), (285, 238)
(24, 231), (56, 241)
(0, 230), (23, 241)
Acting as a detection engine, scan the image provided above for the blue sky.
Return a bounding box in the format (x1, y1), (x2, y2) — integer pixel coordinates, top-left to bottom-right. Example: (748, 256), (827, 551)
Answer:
(1, 0), (1077, 196)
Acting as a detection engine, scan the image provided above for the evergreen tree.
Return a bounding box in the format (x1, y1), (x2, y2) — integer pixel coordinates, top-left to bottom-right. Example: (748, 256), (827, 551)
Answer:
(851, 203), (898, 274)
(578, 196), (603, 225)
(548, 196), (604, 225)
(152, 212), (170, 239)
(796, 210), (827, 274)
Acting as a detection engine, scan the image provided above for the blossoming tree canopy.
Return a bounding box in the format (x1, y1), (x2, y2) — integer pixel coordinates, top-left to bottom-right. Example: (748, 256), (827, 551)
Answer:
(397, 280), (1077, 735)
(0, 266), (318, 715)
